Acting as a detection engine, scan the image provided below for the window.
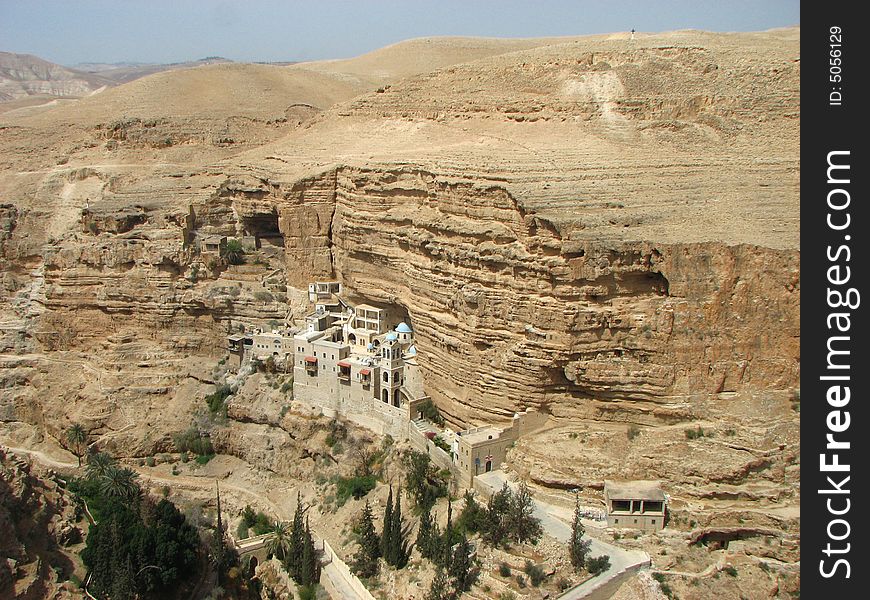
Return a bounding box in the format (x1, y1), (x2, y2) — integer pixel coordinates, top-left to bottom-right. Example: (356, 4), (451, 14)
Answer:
(383, 372), (389, 383)
(614, 518), (619, 524)
(651, 520), (656, 524)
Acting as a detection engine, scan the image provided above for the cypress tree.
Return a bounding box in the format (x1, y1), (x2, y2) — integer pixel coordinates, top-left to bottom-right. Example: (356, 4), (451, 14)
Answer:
(569, 495), (592, 570)
(300, 518), (321, 586)
(447, 533), (476, 594)
(380, 486), (394, 559)
(416, 504), (436, 560)
(352, 501), (380, 578)
(288, 491), (307, 581)
(389, 490), (403, 565)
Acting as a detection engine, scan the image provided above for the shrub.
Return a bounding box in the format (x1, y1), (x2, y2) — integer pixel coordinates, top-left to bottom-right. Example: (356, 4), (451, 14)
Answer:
(685, 426), (705, 440)
(516, 574), (526, 588)
(432, 436), (451, 453)
(417, 398), (445, 426)
(173, 428), (215, 456)
(627, 425), (640, 441)
(334, 475), (377, 506)
(205, 384), (233, 413)
(237, 521), (249, 540)
(587, 555), (610, 576)
(145, 457), (155, 467)
(498, 562), (511, 577)
(723, 565), (738, 577)
(524, 561), (545, 587)
(297, 584), (318, 600)
(557, 577), (573, 591)
(195, 453), (215, 465)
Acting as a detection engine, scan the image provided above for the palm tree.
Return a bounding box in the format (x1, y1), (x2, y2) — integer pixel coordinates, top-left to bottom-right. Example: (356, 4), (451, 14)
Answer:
(267, 521), (291, 562)
(66, 423), (87, 467)
(86, 450), (117, 481)
(100, 465), (141, 501)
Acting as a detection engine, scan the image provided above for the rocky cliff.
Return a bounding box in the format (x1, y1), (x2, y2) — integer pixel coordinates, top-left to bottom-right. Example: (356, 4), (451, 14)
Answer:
(0, 29), (799, 531)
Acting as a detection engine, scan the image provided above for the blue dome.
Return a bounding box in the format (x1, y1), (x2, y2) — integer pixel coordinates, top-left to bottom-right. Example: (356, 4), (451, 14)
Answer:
(367, 343), (374, 350)
(385, 332), (398, 342)
(396, 322), (412, 333)
(406, 345), (417, 356)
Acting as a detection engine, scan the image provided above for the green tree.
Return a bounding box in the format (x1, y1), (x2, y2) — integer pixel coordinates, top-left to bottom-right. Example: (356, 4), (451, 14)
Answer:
(299, 518), (321, 587)
(85, 450), (116, 481)
(66, 423), (87, 467)
(211, 482), (238, 585)
(416, 504), (439, 561)
(99, 465), (141, 502)
(267, 521), (291, 562)
(447, 533), (477, 595)
(456, 490), (486, 534)
(287, 492), (308, 581)
(351, 501), (380, 578)
(222, 238), (245, 265)
(482, 483), (513, 547)
(507, 482), (542, 545)
(380, 486), (394, 559)
(425, 567), (452, 600)
(403, 450), (447, 511)
(385, 490), (412, 568)
(569, 495), (591, 570)
(587, 555), (611, 576)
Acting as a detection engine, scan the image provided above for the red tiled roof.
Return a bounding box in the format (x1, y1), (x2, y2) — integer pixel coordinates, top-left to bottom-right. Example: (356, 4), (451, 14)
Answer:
(337, 361), (351, 368)
(304, 356), (317, 363)
(359, 368), (371, 376)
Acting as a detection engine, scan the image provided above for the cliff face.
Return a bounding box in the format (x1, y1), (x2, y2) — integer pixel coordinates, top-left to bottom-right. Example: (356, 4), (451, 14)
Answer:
(0, 29), (798, 483)
(270, 165), (799, 426)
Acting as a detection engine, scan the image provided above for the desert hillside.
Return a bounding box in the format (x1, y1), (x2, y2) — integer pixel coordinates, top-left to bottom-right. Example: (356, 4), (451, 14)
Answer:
(0, 28), (799, 600)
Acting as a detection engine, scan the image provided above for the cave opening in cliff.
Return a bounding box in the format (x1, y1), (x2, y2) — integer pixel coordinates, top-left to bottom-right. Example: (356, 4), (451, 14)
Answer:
(241, 212), (282, 249)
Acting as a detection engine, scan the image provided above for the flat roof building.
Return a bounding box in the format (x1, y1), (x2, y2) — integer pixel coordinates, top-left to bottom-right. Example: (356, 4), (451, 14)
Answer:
(604, 480), (667, 531)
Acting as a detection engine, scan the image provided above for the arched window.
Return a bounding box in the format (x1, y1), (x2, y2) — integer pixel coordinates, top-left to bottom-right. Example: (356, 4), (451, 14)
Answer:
(393, 388), (400, 407)
(383, 372), (389, 383)
(382, 389), (389, 403)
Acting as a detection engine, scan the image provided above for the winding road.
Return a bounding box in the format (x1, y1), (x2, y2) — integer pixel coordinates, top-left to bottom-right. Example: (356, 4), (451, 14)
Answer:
(474, 471), (651, 599)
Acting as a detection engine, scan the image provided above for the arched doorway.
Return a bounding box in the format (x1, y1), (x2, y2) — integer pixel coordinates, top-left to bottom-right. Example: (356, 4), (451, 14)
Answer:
(393, 388), (401, 407)
(382, 389), (389, 403)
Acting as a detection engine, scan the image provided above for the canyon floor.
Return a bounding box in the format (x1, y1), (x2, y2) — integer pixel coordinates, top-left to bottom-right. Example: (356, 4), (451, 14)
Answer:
(1, 28), (799, 599)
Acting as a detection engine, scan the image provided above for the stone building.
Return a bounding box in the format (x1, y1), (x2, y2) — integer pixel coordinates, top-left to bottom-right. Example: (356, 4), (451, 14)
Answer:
(453, 409), (549, 487)
(287, 281), (549, 488)
(604, 480), (667, 531)
(227, 326), (297, 367)
(292, 286), (421, 439)
(200, 235), (227, 255)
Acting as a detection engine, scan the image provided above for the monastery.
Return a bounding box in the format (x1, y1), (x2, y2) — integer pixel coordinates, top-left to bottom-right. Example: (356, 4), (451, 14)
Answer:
(227, 281), (549, 488)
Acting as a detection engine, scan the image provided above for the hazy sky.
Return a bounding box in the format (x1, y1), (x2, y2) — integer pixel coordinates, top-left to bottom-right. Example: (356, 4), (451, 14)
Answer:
(1, 0), (799, 66)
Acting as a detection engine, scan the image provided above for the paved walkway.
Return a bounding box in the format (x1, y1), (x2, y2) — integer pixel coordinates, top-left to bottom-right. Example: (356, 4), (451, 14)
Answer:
(475, 472), (650, 599)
